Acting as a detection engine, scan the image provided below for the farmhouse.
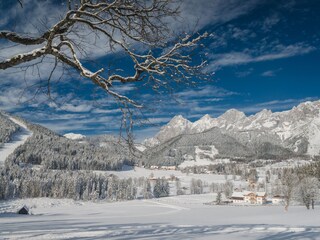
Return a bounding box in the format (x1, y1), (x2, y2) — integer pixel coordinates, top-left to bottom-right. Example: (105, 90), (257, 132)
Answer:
(243, 191), (267, 204)
(230, 192), (245, 203)
(160, 166), (177, 170)
(230, 191), (267, 204)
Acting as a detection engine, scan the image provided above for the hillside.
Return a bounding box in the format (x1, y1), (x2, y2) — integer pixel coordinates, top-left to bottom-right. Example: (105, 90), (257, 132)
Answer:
(0, 113), (32, 165)
(0, 112), (20, 145)
(0, 113), (140, 201)
(0, 113), (136, 171)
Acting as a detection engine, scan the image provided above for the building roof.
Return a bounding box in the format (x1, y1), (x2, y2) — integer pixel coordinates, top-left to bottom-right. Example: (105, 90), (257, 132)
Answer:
(243, 191), (266, 197)
(17, 205), (29, 215)
(256, 192), (266, 197)
(231, 192), (245, 198)
(232, 191), (267, 198)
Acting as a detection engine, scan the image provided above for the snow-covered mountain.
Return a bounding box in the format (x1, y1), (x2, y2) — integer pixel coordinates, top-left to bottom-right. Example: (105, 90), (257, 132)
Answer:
(143, 115), (192, 147)
(64, 133), (86, 140)
(0, 112), (138, 170)
(143, 100), (320, 165)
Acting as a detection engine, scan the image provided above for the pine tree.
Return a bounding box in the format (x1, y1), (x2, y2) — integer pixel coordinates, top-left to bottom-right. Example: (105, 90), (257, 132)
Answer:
(153, 178), (170, 198)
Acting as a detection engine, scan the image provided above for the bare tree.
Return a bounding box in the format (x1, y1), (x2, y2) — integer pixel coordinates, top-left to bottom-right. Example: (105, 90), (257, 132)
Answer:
(223, 180), (233, 199)
(297, 176), (319, 210)
(1, 0), (207, 110)
(280, 169), (298, 211)
(216, 191), (222, 205)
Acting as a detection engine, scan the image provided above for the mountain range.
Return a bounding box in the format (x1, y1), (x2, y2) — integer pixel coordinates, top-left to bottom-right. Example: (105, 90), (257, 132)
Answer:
(142, 100), (320, 166)
(1, 100), (320, 168)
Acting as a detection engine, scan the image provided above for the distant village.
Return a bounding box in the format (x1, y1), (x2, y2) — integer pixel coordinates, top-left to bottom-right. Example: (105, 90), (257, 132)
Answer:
(145, 165), (286, 206)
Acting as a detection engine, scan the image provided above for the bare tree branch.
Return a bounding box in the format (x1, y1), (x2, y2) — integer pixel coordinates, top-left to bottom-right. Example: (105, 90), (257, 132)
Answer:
(1, 0), (209, 139)
(17, 0), (23, 8)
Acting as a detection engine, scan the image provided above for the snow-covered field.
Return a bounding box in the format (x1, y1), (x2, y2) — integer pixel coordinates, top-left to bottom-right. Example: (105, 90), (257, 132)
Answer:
(101, 166), (242, 195)
(0, 117), (32, 165)
(104, 166), (231, 183)
(1, 195), (320, 240)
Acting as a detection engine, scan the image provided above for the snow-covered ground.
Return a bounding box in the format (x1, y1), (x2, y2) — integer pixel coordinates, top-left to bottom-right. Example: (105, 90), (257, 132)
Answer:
(101, 166), (240, 193)
(104, 166), (229, 182)
(1, 195), (320, 240)
(97, 166), (246, 196)
(0, 117), (32, 165)
(178, 145), (231, 168)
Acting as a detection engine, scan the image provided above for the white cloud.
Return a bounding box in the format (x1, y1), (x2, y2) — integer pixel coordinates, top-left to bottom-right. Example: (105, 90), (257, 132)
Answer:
(261, 13), (281, 31)
(261, 69), (281, 77)
(176, 0), (264, 31)
(236, 68), (254, 78)
(237, 97), (319, 114)
(207, 43), (315, 70)
(255, 97), (318, 108)
(177, 85), (237, 99)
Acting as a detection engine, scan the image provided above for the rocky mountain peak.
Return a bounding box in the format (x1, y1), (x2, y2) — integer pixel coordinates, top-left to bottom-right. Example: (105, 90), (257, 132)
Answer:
(218, 109), (246, 123)
(200, 114), (212, 120)
(295, 100), (320, 115)
(168, 115), (190, 126)
(252, 109), (272, 120)
(192, 114), (217, 133)
(143, 115), (191, 147)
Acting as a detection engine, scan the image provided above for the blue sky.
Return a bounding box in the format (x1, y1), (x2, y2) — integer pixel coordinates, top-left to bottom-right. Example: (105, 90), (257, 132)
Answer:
(0, 0), (320, 141)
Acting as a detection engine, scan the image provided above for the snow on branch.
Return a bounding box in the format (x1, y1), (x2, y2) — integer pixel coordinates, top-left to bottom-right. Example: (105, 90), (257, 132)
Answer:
(1, 0), (208, 109)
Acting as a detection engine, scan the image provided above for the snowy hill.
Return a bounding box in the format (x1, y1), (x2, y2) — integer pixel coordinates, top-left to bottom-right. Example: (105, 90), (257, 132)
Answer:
(143, 100), (320, 165)
(0, 113), (136, 171)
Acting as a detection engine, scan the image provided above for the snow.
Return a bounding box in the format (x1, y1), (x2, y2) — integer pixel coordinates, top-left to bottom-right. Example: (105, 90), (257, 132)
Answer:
(307, 122), (320, 155)
(1, 195), (320, 240)
(179, 158), (214, 168)
(262, 120), (277, 128)
(191, 114), (218, 132)
(142, 137), (160, 147)
(0, 117), (32, 165)
(232, 191), (245, 198)
(63, 133), (85, 140)
(194, 145), (218, 159)
(135, 144), (147, 152)
(179, 145), (225, 168)
(255, 159), (312, 170)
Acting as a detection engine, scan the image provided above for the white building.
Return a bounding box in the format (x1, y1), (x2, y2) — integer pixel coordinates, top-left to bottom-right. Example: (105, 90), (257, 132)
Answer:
(230, 192), (245, 203)
(243, 191), (267, 204)
(230, 191), (267, 205)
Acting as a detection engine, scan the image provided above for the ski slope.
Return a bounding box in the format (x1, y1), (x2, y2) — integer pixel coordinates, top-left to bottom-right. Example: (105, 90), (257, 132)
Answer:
(0, 117), (32, 165)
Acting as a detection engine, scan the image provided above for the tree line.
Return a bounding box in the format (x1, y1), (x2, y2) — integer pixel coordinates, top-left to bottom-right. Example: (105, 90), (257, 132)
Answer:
(0, 164), (170, 201)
